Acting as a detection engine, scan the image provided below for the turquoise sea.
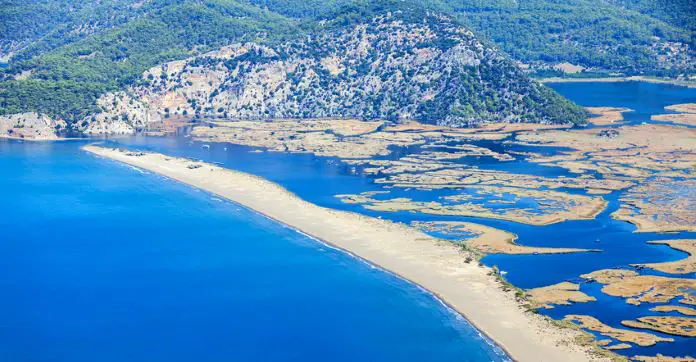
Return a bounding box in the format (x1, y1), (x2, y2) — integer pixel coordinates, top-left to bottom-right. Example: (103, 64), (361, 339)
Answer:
(1, 81), (694, 360)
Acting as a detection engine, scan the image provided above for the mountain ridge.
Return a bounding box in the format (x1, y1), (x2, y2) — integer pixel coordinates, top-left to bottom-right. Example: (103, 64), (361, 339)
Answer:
(112, 11), (585, 130)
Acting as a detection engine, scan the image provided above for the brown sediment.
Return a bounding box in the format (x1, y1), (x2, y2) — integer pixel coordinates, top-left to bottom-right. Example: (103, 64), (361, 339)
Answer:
(665, 103), (696, 114)
(632, 354), (696, 362)
(651, 103), (696, 127)
(382, 120), (572, 134)
(585, 107), (632, 126)
(84, 145), (611, 362)
(527, 282), (597, 309)
(652, 113), (696, 127)
(596, 339), (612, 346)
(604, 343), (631, 350)
(634, 240), (696, 274)
(145, 117), (197, 135)
(414, 145), (514, 161)
(515, 124), (696, 180)
(580, 269), (696, 306)
(650, 306), (696, 316)
(563, 315), (673, 346)
(612, 179), (696, 233)
(372, 166), (633, 192)
(192, 119), (402, 159)
(337, 187), (607, 226)
(513, 124), (695, 233)
(191, 118), (570, 161)
(411, 221), (595, 255)
(621, 316), (696, 337)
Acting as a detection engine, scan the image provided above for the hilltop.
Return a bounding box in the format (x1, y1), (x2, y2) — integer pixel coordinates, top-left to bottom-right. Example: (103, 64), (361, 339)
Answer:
(247, 0), (696, 77)
(120, 12), (585, 128)
(1, 1), (587, 135)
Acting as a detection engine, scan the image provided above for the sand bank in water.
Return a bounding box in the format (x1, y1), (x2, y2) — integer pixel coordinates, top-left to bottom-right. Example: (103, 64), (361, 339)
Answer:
(527, 282), (596, 309)
(411, 221), (595, 255)
(634, 240), (696, 274)
(84, 145), (610, 362)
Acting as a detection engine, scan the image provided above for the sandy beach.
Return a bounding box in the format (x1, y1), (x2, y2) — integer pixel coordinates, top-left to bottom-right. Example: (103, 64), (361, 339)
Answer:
(83, 145), (609, 362)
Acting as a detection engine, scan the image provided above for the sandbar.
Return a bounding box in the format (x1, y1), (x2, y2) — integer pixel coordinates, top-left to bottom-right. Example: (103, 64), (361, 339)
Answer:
(581, 269), (696, 306)
(585, 107), (632, 126)
(526, 282), (596, 309)
(621, 316), (696, 338)
(633, 354), (696, 362)
(650, 306), (696, 316)
(563, 315), (673, 347)
(634, 240), (696, 274)
(84, 145), (610, 362)
(412, 221), (595, 255)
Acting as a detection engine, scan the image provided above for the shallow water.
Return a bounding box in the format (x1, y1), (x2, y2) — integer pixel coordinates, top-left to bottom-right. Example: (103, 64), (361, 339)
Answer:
(0, 141), (506, 361)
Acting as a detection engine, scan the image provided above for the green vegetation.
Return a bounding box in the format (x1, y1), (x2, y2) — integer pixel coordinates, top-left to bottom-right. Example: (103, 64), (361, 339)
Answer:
(1, 0), (296, 122)
(446, 0), (693, 75)
(140, 10), (587, 125)
(246, 0), (695, 75)
(1, 0), (148, 62)
(610, 0), (696, 35)
(1, 0), (692, 128)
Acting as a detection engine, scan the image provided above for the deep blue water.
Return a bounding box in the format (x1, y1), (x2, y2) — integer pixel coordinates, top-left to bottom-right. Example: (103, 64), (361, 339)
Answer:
(0, 140), (506, 361)
(549, 81), (696, 127)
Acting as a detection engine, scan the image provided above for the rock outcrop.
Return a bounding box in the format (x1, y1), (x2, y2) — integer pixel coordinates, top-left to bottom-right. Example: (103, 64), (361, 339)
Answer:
(78, 91), (160, 135)
(122, 12), (585, 127)
(0, 112), (66, 140)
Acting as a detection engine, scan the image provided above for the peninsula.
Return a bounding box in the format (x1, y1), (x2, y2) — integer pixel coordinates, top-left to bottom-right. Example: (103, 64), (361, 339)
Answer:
(83, 145), (609, 362)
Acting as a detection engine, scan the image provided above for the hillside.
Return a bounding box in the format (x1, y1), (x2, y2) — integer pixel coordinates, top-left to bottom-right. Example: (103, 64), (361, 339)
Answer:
(119, 11), (584, 128)
(0, 0), (149, 63)
(246, 0), (696, 77)
(609, 0), (696, 34)
(1, 1), (587, 133)
(0, 0), (297, 123)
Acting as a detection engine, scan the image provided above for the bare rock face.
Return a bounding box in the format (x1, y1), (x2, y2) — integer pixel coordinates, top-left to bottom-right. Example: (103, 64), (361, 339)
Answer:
(78, 92), (160, 135)
(123, 12), (585, 127)
(0, 112), (67, 140)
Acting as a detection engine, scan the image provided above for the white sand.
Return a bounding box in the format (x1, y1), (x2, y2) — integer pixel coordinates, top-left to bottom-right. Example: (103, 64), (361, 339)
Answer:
(84, 145), (608, 362)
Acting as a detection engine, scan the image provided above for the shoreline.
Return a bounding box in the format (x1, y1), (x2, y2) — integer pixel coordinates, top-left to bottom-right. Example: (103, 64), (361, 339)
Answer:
(83, 145), (610, 362)
(538, 76), (696, 88)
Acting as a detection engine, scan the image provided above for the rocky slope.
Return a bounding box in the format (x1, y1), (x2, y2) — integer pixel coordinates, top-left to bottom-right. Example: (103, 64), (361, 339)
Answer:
(0, 112), (67, 140)
(93, 11), (584, 132)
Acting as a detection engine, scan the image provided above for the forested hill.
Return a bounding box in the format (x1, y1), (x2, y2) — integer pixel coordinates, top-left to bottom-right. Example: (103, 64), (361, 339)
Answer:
(248, 0), (695, 77)
(1, 0), (693, 134)
(1, 0), (298, 122)
(123, 11), (586, 127)
(1, 0), (150, 63)
(0, 0), (588, 131)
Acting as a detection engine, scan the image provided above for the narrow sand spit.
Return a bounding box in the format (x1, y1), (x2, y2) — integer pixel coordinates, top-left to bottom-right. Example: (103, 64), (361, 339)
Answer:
(84, 145), (610, 362)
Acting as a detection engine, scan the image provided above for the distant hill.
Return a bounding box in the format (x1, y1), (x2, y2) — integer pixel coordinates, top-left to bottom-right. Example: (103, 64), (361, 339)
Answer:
(1, 0), (297, 122)
(246, 0), (695, 76)
(4, 0), (692, 133)
(1, 0), (149, 63)
(115, 11), (585, 128)
(608, 0), (696, 34)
